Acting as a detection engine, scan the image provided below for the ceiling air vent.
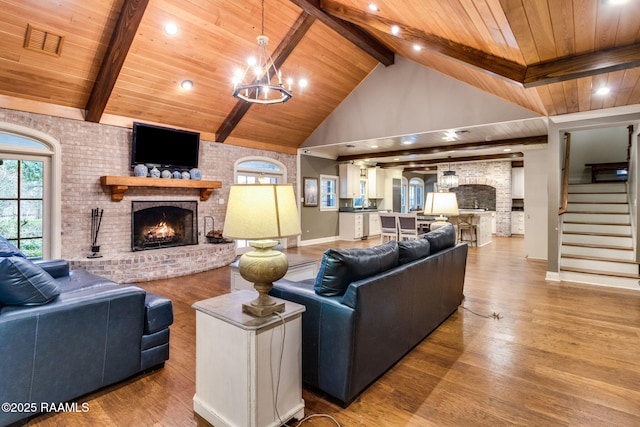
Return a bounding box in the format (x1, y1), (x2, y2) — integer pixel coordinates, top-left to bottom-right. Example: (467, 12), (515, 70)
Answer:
(23, 24), (64, 57)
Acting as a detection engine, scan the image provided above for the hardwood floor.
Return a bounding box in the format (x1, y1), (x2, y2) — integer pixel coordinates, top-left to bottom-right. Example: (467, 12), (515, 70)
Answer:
(25, 237), (640, 426)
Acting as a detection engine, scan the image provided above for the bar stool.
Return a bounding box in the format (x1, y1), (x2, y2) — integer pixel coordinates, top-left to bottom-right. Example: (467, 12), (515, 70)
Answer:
(457, 214), (477, 246)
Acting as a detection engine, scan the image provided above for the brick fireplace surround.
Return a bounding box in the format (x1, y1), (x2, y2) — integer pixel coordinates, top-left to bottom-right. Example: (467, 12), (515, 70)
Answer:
(0, 108), (297, 283)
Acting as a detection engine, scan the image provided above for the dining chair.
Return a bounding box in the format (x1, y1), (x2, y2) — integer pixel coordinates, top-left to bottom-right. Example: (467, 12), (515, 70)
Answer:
(396, 213), (420, 240)
(379, 212), (398, 243)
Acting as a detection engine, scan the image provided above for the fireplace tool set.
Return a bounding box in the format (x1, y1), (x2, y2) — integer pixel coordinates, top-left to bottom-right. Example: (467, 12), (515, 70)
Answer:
(88, 208), (103, 258)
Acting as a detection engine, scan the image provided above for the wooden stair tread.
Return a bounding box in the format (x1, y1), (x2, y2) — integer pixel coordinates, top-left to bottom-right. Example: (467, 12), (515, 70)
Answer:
(563, 221), (631, 226)
(561, 242), (633, 251)
(562, 231), (631, 238)
(561, 254), (638, 264)
(565, 211), (629, 215)
(560, 266), (640, 279)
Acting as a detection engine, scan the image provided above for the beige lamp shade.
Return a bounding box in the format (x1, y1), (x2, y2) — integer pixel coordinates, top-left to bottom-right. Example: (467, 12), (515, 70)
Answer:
(424, 192), (459, 216)
(223, 184), (301, 240)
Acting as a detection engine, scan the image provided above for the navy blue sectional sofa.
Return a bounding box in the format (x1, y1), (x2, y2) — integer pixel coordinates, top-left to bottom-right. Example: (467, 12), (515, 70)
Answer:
(0, 238), (173, 426)
(271, 225), (467, 406)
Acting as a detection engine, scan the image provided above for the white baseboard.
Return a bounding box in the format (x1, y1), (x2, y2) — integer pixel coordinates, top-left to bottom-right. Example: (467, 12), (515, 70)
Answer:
(298, 236), (338, 246)
(545, 271), (560, 282)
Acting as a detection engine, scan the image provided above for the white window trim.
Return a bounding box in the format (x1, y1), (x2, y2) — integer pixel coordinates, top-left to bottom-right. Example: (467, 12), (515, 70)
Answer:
(319, 174), (338, 212)
(0, 122), (61, 259)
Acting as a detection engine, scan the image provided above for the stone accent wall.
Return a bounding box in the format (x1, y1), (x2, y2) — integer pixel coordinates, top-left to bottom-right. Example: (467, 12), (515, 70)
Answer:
(438, 161), (512, 236)
(0, 108), (297, 281)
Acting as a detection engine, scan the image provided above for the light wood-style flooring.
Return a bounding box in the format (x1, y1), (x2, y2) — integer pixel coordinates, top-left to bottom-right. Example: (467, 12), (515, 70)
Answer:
(25, 237), (640, 426)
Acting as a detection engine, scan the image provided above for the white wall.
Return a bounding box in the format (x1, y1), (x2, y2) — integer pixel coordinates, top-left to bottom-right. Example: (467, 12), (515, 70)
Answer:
(568, 126), (628, 183)
(525, 148), (548, 260)
(302, 56), (541, 148)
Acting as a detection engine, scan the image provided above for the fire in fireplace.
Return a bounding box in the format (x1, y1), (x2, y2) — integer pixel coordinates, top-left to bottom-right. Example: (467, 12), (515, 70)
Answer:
(132, 201), (198, 251)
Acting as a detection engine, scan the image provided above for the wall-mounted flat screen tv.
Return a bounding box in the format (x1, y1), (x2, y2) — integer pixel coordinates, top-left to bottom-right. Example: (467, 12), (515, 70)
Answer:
(131, 122), (200, 170)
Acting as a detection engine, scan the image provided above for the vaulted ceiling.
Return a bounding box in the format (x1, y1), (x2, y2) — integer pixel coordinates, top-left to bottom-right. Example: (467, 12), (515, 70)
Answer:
(0, 0), (639, 160)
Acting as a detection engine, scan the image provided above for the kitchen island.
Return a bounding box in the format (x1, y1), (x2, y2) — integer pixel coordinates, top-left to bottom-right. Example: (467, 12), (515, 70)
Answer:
(451, 209), (493, 247)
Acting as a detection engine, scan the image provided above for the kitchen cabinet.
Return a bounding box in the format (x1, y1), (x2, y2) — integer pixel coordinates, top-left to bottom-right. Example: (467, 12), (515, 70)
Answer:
(339, 212), (363, 240)
(511, 211), (525, 235)
(369, 213), (381, 236)
(367, 167), (385, 199)
(339, 164), (361, 198)
(512, 167), (524, 199)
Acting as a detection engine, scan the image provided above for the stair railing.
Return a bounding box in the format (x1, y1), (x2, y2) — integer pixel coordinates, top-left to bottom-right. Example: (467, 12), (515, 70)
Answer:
(559, 132), (571, 215)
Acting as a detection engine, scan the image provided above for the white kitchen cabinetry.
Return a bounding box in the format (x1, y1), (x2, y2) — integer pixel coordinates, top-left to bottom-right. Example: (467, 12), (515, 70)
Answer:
(512, 167), (524, 199)
(369, 213), (381, 236)
(339, 212), (363, 240)
(339, 164), (361, 198)
(511, 211), (525, 235)
(367, 167), (385, 199)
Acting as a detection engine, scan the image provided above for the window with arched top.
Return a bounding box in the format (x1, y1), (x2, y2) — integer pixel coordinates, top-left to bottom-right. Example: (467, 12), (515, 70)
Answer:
(0, 123), (61, 259)
(409, 177), (425, 211)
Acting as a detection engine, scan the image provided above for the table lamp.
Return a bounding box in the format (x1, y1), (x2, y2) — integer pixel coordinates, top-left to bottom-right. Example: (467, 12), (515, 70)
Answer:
(424, 192), (459, 230)
(223, 184), (301, 317)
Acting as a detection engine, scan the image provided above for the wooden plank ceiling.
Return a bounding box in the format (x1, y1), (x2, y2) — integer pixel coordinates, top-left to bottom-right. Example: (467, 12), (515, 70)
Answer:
(0, 0), (639, 158)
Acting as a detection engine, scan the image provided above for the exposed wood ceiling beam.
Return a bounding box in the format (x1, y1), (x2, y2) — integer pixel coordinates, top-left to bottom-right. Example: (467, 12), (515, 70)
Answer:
(289, 0), (394, 66)
(321, 0), (640, 89)
(524, 43), (640, 87)
(321, 0), (524, 82)
(215, 13), (316, 143)
(336, 135), (547, 162)
(380, 152), (524, 168)
(404, 166), (437, 173)
(85, 0), (149, 123)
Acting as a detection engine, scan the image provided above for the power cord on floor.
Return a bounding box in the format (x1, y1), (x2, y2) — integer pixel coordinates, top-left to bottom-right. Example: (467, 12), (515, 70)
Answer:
(270, 312), (342, 427)
(459, 305), (502, 319)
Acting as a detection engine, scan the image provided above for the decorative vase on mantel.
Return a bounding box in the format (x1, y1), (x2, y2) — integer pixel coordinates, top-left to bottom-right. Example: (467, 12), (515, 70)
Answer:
(133, 163), (148, 177)
(150, 166), (161, 178)
(190, 168), (202, 180)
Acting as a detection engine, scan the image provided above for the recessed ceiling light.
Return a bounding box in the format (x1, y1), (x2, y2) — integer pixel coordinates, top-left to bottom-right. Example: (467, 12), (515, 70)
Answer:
(503, 148), (512, 152)
(412, 44), (422, 52)
(371, 145), (378, 148)
(180, 80), (193, 90)
(390, 25), (400, 36)
(402, 140), (414, 145)
(164, 22), (178, 35)
(367, 3), (380, 12)
(394, 158), (400, 161)
(607, 0), (628, 5)
(596, 86), (610, 95)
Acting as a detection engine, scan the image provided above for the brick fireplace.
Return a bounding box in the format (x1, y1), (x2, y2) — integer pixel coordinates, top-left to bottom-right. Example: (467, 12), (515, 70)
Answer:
(131, 200), (198, 251)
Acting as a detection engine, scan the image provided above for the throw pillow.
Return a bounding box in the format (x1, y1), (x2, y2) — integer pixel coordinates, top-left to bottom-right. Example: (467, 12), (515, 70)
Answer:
(0, 236), (26, 258)
(398, 239), (431, 265)
(314, 240), (399, 297)
(0, 256), (61, 306)
(422, 224), (456, 253)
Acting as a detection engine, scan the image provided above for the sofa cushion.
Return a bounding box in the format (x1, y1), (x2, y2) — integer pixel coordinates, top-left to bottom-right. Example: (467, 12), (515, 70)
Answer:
(0, 236), (26, 258)
(422, 224), (456, 253)
(0, 256), (60, 305)
(398, 239), (431, 265)
(314, 240), (399, 297)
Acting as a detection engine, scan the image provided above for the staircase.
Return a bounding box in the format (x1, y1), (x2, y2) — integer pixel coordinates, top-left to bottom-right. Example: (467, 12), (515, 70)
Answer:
(560, 182), (640, 289)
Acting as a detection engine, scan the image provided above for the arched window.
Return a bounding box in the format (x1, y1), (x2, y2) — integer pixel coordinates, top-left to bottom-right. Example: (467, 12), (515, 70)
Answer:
(235, 158), (286, 184)
(0, 123), (61, 259)
(409, 177), (425, 211)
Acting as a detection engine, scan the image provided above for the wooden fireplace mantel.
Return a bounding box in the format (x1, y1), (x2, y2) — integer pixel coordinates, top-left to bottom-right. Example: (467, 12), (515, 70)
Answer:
(100, 176), (222, 202)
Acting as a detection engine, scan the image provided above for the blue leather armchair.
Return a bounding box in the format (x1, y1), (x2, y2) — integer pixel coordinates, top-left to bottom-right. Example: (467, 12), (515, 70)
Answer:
(0, 250), (173, 426)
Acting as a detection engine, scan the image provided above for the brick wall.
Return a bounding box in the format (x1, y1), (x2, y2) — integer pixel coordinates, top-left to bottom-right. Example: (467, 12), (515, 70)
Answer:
(0, 108), (297, 281)
(438, 161), (512, 236)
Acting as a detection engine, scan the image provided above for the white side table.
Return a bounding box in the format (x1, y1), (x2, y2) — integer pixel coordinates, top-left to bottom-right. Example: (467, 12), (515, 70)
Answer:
(193, 291), (305, 427)
(230, 253), (317, 292)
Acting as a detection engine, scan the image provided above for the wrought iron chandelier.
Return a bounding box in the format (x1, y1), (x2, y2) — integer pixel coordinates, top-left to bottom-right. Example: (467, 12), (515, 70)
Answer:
(232, 0), (304, 104)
